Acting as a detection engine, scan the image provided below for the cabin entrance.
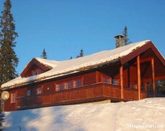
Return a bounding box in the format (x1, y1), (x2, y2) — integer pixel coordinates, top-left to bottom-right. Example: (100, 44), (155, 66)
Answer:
(144, 82), (154, 97)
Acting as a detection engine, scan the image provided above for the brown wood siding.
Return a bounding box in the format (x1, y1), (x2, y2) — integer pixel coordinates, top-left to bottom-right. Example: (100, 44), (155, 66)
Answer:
(7, 83), (123, 110)
(83, 72), (97, 85)
(5, 81), (147, 111)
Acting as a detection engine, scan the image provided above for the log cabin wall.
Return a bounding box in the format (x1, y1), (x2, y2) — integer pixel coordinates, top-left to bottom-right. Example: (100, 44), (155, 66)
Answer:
(4, 71), (100, 111)
(5, 69), (123, 111)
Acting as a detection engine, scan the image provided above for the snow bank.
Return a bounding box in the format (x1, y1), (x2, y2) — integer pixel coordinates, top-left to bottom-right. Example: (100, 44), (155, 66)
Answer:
(3, 98), (165, 131)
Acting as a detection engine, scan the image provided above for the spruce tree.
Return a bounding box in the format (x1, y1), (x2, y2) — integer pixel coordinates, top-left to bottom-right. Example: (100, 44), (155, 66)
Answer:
(0, 0), (18, 85)
(41, 48), (47, 59)
(80, 49), (84, 57)
(123, 26), (128, 45)
(76, 49), (84, 58)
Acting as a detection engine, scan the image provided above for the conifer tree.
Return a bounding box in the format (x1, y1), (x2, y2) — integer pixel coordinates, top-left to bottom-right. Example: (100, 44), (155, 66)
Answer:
(41, 48), (47, 59)
(0, 0), (18, 85)
(80, 49), (84, 57)
(76, 49), (84, 58)
(123, 26), (128, 45)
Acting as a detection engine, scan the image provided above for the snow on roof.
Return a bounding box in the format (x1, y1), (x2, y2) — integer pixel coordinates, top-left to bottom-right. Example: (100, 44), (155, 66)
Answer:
(4, 98), (165, 131)
(1, 40), (150, 89)
(35, 57), (59, 68)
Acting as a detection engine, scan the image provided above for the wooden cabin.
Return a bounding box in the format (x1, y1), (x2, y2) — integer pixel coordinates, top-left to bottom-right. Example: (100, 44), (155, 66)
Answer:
(1, 40), (165, 111)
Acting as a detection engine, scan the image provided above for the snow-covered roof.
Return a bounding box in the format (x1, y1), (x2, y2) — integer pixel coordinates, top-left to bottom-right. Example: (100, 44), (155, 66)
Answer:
(1, 40), (153, 89)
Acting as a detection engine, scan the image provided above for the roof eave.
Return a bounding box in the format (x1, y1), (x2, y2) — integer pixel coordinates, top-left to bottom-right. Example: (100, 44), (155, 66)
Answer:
(120, 41), (165, 65)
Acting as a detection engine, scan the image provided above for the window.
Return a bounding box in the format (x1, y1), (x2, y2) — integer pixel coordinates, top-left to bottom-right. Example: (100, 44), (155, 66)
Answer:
(76, 79), (81, 87)
(72, 79), (82, 88)
(112, 79), (119, 86)
(56, 84), (60, 92)
(64, 83), (68, 89)
(36, 69), (41, 74)
(32, 70), (37, 76)
(68, 81), (73, 89)
(55, 79), (82, 91)
(10, 93), (16, 103)
(73, 80), (76, 88)
(36, 87), (42, 95)
(31, 69), (42, 76)
(104, 78), (112, 84)
(27, 90), (32, 96)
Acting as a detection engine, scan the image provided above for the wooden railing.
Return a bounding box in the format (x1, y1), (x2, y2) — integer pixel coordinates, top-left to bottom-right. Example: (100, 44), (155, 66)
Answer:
(15, 82), (147, 109)
(16, 83), (118, 109)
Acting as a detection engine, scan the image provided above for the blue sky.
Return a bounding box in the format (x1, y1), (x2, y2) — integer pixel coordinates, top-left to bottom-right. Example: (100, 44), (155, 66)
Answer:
(0, 0), (165, 74)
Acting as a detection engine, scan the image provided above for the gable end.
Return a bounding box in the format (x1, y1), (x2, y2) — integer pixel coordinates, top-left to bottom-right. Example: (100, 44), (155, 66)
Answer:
(21, 58), (52, 77)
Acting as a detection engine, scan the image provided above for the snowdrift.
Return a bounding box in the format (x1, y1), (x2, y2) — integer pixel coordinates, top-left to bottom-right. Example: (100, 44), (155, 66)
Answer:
(4, 98), (165, 131)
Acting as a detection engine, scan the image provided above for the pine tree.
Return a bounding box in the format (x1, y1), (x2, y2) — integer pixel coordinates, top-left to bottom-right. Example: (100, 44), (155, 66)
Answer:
(80, 49), (84, 57)
(76, 49), (84, 58)
(123, 26), (128, 45)
(41, 48), (47, 59)
(0, 0), (18, 85)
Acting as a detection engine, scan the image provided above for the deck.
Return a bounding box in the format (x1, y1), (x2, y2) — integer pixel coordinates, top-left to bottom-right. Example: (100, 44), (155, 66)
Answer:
(16, 82), (147, 109)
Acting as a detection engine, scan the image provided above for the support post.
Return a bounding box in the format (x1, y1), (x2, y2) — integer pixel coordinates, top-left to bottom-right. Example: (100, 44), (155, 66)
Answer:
(120, 65), (124, 100)
(151, 58), (156, 96)
(137, 56), (141, 100)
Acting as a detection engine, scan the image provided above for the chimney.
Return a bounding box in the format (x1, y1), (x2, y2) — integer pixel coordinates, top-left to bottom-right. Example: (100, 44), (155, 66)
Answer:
(114, 34), (125, 48)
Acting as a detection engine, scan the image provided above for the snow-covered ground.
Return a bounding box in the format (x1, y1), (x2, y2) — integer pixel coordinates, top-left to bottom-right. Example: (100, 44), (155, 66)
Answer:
(3, 98), (165, 131)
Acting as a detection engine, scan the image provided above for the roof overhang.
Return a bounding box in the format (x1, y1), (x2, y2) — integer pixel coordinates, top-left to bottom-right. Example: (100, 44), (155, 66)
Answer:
(120, 41), (165, 66)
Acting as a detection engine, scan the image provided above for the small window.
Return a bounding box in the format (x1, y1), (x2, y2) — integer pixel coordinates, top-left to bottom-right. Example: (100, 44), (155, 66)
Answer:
(64, 83), (68, 89)
(36, 69), (41, 74)
(73, 81), (76, 88)
(68, 81), (73, 89)
(27, 90), (32, 96)
(56, 84), (60, 92)
(105, 78), (112, 84)
(10, 93), (16, 103)
(32, 70), (37, 76)
(76, 79), (82, 87)
(36, 88), (42, 95)
(112, 79), (119, 86)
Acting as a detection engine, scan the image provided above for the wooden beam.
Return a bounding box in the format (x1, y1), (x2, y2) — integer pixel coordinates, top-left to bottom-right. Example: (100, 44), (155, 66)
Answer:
(137, 56), (141, 100)
(151, 58), (156, 96)
(120, 66), (124, 100)
(155, 76), (165, 80)
(140, 57), (152, 63)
